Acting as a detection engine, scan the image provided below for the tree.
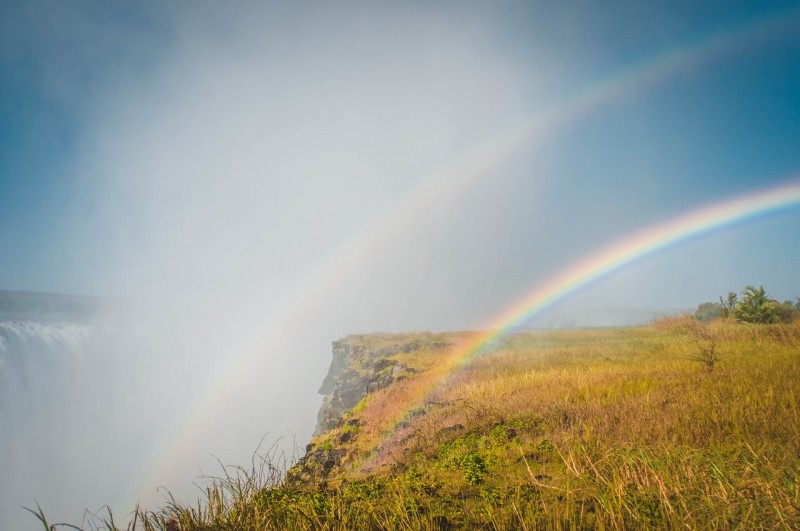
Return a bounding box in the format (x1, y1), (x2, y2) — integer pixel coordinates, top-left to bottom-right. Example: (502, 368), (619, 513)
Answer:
(732, 285), (777, 324)
(775, 300), (796, 323)
(688, 326), (721, 372)
(719, 292), (738, 318)
(694, 302), (722, 322)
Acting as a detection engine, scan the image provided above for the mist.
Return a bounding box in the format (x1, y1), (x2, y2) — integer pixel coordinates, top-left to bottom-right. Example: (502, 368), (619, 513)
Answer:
(2, 2), (548, 527)
(2, 1), (799, 528)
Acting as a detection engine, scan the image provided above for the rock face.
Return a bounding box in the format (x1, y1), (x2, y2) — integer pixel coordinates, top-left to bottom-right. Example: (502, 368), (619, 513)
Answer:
(314, 335), (419, 435)
(288, 333), (453, 486)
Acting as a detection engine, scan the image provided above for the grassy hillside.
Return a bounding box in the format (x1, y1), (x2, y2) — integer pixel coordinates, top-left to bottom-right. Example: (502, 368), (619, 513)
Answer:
(40, 318), (800, 529)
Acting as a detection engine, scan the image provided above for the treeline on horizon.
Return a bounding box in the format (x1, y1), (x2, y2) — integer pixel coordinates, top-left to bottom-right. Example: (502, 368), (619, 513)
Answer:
(694, 284), (799, 323)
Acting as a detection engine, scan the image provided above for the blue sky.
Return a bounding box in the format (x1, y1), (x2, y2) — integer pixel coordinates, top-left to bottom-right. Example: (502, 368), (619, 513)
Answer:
(1, 0), (799, 317)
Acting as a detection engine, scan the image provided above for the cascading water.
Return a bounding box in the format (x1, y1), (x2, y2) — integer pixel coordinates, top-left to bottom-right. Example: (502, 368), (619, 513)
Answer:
(0, 320), (92, 390)
(0, 289), (266, 530)
(0, 292), (105, 530)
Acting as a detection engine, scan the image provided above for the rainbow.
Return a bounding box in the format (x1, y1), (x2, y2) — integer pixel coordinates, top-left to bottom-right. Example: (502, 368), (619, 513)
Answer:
(455, 179), (800, 354)
(364, 178), (800, 458)
(128, 4), (800, 510)
(258, 0), (800, 345)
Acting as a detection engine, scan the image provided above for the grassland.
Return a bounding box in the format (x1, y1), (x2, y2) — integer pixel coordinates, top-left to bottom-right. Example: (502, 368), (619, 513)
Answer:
(38, 317), (800, 529)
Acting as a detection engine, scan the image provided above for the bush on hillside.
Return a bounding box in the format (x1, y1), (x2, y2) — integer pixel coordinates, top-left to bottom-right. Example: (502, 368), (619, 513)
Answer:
(733, 285), (777, 324)
(694, 302), (722, 322)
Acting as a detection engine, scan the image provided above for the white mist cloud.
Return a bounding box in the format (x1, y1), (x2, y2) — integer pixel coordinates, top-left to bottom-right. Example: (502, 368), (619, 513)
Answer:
(12, 2), (548, 526)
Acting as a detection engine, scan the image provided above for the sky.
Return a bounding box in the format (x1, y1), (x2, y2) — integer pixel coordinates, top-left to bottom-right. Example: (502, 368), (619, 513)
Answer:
(1, 1), (799, 313)
(1, 0), (800, 527)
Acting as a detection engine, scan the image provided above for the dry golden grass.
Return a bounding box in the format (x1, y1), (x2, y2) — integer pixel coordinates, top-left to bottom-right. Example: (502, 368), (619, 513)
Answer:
(303, 319), (800, 528)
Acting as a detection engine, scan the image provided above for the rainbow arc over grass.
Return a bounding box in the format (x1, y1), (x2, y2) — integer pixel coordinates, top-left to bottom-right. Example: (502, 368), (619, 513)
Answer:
(363, 179), (800, 456)
(459, 180), (800, 356)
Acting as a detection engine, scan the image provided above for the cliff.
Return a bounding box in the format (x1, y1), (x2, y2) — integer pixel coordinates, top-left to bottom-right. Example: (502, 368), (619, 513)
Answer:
(285, 322), (800, 529)
(313, 333), (450, 435)
(289, 332), (457, 485)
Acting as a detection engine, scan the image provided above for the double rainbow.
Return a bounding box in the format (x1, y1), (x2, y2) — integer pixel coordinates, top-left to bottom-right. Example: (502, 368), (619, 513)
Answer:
(130, 4), (800, 509)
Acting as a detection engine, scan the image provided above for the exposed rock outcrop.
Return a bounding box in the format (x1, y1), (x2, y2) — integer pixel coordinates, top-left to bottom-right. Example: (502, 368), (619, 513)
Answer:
(288, 332), (455, 486)
(314, 334), (425, 435)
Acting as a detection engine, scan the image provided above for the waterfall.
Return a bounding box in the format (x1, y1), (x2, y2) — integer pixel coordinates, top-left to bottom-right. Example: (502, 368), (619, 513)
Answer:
(0, 291), (111, 530)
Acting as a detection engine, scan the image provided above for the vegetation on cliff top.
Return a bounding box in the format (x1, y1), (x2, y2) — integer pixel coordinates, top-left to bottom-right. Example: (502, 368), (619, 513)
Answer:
(35, 316), (800, 530)
(695, 284), (800, 323)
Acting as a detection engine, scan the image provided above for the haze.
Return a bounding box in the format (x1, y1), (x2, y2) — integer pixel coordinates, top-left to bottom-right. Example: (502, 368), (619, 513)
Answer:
(1, 1), (799, 528)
